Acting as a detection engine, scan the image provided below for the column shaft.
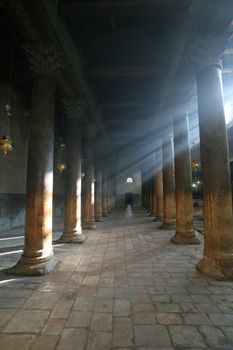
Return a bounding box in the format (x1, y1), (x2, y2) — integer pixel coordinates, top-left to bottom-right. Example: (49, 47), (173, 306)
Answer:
(57, 118), (86, 243)
(197, 64), (233, 279)
(171, 114), (200, 244)
(83, 139), (96, 229)
(160, 136), (176, 230)
(102, 172), (108, 216)
(95, 164), (103, 221)
(9, 73), (57, 275)
(151, 155), (157, 218)
(155, 146), (164, 221)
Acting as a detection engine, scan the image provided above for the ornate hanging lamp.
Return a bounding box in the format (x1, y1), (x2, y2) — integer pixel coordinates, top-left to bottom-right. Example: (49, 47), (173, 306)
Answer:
(57, 143), (66, 172)
(191, 141), (201, 169)
(0, 29), (15, 157)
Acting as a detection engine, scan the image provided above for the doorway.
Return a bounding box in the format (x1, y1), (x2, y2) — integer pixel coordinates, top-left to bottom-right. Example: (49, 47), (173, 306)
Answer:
(125, 192), (133, 207)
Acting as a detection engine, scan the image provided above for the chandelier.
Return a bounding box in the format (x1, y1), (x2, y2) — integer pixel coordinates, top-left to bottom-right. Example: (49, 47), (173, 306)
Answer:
(0, 30), (15, 157)
(191, 141), (201, 169)
(57, 143), (66, 173)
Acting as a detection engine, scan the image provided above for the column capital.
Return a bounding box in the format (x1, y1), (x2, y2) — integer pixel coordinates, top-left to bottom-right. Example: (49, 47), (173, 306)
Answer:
(190, 32), (229, 72)
(84, 123), (99, 139)
(24, 43), (62, 77)
(62, 97), (88, 121)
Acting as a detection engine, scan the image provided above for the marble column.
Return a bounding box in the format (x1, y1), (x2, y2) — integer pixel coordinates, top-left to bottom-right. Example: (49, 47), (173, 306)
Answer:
(57, 98), (86, 243)
(194, 35), (233, 279)
(83, 124), (98, 229)
(95, 162), (103, 221)
(171, 108), (200, 244)
(155, 146), (164, 221)
(8, 44), (61, 275)
(102, 170), (108, 216)
(160, 135), (176, 230)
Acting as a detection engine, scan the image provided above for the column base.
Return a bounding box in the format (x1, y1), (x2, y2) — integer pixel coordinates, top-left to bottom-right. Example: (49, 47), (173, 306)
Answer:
(154, 215), (163, 222)
(83, 223), (96, 230)
(197, 256), (233, 280)
(160, 221), (176, 230)
(7, 255), (58, 276)
(95, 216), (103, 222)
(103, 212), (108, 217)
(171, 231), (201, 245)
(55, 232), (87, 244)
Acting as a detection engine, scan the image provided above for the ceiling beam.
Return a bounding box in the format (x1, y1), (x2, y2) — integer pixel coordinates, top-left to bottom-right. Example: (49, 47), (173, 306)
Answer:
(59, 1), (190, 18)
(87, 65), (169, 78)
(104, 101), (145, 108)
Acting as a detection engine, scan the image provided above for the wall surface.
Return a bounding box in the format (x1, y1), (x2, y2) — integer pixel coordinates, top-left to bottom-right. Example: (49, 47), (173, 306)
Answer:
(0, 86), (65, 231)
(0, 86), (28, 230)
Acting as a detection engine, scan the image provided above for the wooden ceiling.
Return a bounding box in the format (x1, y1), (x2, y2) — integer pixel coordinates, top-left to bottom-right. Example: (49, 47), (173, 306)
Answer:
(58, 0), (194, 158)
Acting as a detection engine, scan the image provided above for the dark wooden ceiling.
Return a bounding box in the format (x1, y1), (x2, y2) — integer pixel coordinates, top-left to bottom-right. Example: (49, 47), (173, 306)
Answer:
(58, 0), (193, 158)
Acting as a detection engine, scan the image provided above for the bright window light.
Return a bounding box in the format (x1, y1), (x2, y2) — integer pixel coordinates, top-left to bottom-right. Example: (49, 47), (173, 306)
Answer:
(127, 177), (133, 183)
(225, 101), (232, 125)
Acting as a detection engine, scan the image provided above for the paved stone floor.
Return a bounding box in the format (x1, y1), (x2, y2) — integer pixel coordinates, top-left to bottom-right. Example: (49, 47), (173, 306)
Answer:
(0, 207), (233, 349)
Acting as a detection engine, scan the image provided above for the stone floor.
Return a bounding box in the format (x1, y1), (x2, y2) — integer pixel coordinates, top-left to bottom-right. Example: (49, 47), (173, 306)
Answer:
(0, 207), (233, 349)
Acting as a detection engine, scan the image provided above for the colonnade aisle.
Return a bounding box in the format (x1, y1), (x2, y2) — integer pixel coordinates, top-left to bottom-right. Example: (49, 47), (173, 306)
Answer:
(0, 208), (233, 349)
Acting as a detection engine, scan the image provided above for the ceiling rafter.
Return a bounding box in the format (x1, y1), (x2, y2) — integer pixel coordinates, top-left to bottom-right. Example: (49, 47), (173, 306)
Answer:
(87, 65), (169, 78)
(59, 0), (191, 18)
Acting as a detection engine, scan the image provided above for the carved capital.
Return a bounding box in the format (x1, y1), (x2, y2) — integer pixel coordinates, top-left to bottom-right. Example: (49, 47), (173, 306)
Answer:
(189, 33), (229, 72)
(84, 123), (99, 139)
(62, 97), (87, 120)
(24, 43), (62, 77)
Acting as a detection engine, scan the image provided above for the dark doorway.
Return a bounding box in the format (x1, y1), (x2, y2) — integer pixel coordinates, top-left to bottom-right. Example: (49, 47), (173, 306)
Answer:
(125, 192), (133, 207)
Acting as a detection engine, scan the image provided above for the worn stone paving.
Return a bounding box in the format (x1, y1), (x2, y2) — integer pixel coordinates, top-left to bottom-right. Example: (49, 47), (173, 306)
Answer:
(0, 207), (233, 349)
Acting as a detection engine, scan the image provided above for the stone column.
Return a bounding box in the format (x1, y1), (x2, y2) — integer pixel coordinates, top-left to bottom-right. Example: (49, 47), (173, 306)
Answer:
(102, 170), (108, 216)
(155, 146), (164, 221)
(171, 105), (200, 244)
(193, 35), (233, 279)
(111, 176), (116, 209)
(57, 98), (86, 243)
(149, 159), (153, 213)
(83, 124), (98, 229)
(107, 176), (112, 212)
(8, 44), (61, 275)
(160, 135), (176, 230)
(95, 162), (103, 221)
(151, 154), (157, 218)
(141, 169), (146, 208)
(146, 161), (151, 212)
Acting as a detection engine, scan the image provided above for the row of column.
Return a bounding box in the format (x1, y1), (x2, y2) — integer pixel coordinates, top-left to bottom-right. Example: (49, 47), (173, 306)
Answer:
(142, 35), (233, 280)
(8, 44), (116, 276)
